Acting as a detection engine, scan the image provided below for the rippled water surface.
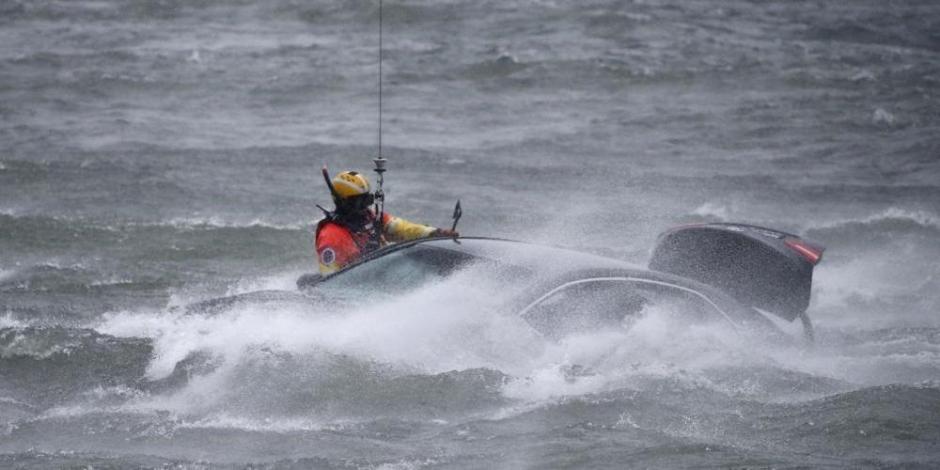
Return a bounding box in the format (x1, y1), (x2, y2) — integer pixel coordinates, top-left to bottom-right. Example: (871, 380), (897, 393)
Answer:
(1, 0), (939, 468)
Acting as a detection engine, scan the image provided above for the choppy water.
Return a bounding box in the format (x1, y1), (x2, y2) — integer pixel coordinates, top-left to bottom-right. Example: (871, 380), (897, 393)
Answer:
(2, 0), (939, 468)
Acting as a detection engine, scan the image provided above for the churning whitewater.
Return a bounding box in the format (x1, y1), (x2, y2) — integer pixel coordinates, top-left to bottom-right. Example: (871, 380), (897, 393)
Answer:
(2, 0), (940, 468)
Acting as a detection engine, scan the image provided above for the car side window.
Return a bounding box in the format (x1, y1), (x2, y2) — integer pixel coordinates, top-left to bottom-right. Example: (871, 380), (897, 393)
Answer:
(521, 278), (725, 339)
(317, 245), (476, 298)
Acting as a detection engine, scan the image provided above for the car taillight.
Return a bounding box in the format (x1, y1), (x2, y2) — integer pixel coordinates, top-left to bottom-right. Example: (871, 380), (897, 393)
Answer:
(785, 238), (823, 265)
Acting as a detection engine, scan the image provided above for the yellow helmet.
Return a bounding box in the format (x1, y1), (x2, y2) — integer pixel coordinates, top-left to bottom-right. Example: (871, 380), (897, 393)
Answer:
(332, 171), (371, 199)
(330, 170), (375, 212)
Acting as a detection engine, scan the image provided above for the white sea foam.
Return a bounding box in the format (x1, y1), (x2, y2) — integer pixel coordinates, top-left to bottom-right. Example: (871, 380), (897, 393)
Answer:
(94, 267), (533, 418)
(101, 269), (537, 384)
(176, 414), (330, 433)
(163, 216), (306, 231)
(89, 278), (136, 287)
(872, 107), (898, 126)
(691, 202), (732, 221)
(0, 312), (25, 329)
(223, 271), (307, 297)
(805, 207), (940, 321)
(93, 241), (940, 426)
(98, 264), (784, 421)
(0, 269), (17, 284)
(375, 459), (442, 470)
(501, 304), (750, 403)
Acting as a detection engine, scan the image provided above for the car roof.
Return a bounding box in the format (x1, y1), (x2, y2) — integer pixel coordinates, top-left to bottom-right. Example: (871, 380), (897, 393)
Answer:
(326, 236), (665, 289)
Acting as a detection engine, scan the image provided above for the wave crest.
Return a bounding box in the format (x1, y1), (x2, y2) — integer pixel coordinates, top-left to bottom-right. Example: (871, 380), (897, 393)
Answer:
(806, 208), (940, 239)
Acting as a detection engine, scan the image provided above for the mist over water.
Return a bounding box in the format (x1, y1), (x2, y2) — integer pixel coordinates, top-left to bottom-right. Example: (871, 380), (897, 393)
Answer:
(2, 0), (939, 468)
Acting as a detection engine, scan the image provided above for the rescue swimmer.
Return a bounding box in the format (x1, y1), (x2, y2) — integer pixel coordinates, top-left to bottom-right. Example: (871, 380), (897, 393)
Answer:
(315, 169), (458, 275)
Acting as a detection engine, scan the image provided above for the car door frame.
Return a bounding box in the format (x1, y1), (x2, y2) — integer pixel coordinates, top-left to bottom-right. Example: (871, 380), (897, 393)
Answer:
(516, 275), (742, 331)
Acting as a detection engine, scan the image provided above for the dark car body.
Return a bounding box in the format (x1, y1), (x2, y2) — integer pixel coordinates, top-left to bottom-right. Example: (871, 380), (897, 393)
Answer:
(297, 236), (792, 341)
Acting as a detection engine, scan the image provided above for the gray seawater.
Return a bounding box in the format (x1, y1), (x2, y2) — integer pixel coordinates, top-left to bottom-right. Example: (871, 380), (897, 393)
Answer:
(2, 0), (939, 468)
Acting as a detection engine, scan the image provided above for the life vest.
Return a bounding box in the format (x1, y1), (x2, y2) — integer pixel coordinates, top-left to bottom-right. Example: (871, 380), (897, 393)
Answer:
(314, 209), (436, 275)
(316, 210), (385, 275)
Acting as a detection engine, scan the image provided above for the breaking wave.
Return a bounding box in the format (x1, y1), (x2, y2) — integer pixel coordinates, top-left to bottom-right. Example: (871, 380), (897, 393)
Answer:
(806, 207), (940, 236)
(0, 326), (151, 407)
(799, 207), (940, 324)
(68, 263), (924, 432)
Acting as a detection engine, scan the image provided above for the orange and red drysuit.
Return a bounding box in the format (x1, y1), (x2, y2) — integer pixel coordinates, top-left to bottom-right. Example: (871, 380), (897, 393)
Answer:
(315, 211), (436, 275)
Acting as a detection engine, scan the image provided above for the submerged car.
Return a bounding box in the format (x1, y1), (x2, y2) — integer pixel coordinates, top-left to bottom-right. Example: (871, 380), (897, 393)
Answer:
(295, 223), (825, 343)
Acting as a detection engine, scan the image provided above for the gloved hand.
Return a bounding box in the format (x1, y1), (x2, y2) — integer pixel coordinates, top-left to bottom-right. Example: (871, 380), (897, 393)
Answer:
(432, 228), (459, 238)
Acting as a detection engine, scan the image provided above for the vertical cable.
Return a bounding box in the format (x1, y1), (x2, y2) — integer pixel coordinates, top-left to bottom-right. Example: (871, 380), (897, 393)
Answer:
(372, 0), (387, 248)
(378, 0), (383, 158)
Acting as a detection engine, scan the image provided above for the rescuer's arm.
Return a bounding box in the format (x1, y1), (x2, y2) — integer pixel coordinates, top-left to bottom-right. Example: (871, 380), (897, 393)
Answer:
(382, 213), (458, 242)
